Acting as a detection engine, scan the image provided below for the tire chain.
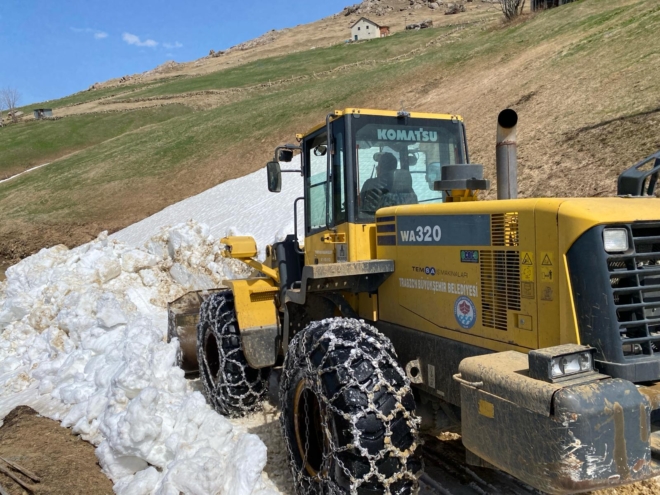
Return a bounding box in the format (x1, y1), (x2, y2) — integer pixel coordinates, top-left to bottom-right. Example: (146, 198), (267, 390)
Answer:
(197, 291), (269, 417)
(280, 318), (422, 495)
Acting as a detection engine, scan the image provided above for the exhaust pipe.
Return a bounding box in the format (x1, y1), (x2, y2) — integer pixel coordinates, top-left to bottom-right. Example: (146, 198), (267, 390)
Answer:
(496, 109), (518, 200)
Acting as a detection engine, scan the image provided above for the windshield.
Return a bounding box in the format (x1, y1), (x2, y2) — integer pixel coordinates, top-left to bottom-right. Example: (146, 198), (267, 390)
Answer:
(354, 120), (465, 222)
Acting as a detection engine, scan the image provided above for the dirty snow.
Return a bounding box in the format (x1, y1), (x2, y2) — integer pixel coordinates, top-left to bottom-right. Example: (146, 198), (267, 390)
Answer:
(0, 220), (291, 495)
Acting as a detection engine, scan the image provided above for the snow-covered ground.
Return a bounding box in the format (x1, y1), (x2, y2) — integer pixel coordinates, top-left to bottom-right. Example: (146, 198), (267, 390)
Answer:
(113, 160), (304, 252)
(0, 164), (305, 494)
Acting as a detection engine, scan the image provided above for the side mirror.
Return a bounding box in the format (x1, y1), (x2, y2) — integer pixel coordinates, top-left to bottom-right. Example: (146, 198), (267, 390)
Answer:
(279, 149), (294, 162)
(267, 161), (282, 193)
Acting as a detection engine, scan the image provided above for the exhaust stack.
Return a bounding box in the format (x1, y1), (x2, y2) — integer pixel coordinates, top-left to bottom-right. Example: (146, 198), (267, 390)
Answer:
(496, 109), (518, 200)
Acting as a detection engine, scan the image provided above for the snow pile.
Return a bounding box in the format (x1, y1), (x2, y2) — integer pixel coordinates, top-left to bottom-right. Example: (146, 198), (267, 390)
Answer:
(113, 161), (304, 250)
(0, 222), (278, 495)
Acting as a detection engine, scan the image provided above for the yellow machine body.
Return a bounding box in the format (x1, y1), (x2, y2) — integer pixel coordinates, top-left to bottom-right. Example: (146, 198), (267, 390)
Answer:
(372, 197), (660, 354)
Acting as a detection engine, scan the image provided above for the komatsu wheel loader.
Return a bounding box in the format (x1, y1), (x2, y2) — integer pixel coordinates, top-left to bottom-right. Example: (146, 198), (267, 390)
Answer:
(168, 107), (660, 494)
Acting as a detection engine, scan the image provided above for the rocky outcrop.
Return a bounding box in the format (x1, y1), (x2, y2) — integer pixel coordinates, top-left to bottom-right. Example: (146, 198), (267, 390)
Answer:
(406, 19), (434, 29)
(445, 3), (467, 14)
(207, 28), (289, 58)
(340, 0), (468, 16)
(341, 0), (394, 17)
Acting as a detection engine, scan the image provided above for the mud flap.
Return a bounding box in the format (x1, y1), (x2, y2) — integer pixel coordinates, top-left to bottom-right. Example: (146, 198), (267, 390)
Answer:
(458, 351), (660, 494)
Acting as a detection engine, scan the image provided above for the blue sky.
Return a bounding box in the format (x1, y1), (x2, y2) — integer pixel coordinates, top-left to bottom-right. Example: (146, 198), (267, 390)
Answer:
(0, 0), (350, 105)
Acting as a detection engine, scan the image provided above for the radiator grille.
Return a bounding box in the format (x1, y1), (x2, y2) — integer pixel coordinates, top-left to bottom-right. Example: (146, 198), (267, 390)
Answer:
(491, 213), (520, 247)
(480, 250), (521, 330)
(609, 223), (660, 358)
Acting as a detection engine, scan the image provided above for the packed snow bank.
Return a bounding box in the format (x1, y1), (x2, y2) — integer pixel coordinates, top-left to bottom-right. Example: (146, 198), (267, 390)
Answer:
(113, 160), (304, 251)
(0, 222), (279, 495)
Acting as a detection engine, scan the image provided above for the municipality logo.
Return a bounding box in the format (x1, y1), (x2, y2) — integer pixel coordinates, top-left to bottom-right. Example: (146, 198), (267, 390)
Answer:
(454, 296), (476, 329)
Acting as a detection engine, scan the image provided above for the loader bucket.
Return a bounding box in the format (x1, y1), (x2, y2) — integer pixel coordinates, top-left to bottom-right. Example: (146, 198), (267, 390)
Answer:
(167, 288), (225, 375)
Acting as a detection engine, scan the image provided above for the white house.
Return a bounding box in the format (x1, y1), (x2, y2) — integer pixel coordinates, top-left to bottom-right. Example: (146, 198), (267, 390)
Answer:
(350, 17), (390, 41)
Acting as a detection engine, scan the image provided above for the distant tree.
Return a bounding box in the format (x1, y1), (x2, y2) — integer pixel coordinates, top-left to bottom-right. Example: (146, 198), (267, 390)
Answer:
(501, 0), (526, 20)
(1, 87), (21, 123)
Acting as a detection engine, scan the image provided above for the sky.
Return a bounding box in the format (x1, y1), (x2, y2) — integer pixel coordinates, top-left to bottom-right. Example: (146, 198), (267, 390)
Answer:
(0, 0), (351, 105)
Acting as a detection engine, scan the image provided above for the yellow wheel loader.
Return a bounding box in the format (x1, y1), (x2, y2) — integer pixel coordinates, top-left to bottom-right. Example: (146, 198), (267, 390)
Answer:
(168, 107), (660, 494)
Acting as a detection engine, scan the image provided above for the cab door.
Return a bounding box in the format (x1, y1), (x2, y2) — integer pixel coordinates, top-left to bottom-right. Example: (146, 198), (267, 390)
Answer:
(304, 119), (347, 265)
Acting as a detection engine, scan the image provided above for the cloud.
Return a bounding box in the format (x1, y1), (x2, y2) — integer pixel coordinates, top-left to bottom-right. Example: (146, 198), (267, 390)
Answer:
(71, 27), (108, 40)
(163, 42), (183, 49)
(122, 32), (158, 48)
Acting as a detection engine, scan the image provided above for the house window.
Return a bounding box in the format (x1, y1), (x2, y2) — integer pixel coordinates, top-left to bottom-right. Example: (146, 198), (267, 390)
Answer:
(358, 27), (360, 30)
(367, 25), (370, 29)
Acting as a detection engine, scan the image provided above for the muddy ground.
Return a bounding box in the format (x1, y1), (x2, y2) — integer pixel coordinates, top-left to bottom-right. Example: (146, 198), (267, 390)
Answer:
(0, 406), (113, 495)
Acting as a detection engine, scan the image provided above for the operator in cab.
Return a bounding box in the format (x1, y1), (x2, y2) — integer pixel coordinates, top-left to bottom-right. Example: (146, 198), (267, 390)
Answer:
(359, 152), (419, 213)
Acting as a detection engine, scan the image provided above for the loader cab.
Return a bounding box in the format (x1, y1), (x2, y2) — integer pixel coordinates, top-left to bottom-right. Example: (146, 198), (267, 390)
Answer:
(267, 109), (469, 265)
(299, 109), (469, 265)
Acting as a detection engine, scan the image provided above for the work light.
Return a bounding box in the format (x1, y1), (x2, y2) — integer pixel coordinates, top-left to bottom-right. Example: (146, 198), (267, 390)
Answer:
(528, 344), (596, 382)
(550, 352), (592, 378)
(603, 228), (629, 253)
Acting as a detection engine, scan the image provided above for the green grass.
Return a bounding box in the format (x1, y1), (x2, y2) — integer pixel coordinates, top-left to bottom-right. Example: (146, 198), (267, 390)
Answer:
(0, 105), (191, 178)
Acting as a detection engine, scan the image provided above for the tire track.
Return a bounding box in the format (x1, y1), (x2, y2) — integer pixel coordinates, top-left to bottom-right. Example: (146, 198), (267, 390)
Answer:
(420, 435), (545, 495)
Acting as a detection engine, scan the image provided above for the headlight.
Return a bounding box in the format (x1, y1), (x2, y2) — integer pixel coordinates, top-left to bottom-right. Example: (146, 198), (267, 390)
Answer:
(528, 344), (596, 382)
(603, 228), (629, 253)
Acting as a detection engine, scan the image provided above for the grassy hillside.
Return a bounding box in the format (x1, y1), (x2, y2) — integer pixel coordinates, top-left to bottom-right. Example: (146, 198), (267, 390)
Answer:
(0, 106), (191, 179)
(1, 0), (659, 261)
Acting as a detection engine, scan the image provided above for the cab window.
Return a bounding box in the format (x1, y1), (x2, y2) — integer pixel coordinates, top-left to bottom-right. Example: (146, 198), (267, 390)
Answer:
(305, 122), (347, 235)
(306, 132), (330, 233)
(354, 121), (465, 222)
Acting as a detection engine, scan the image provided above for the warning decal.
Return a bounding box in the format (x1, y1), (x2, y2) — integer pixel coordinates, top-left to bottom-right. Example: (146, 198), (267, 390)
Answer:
(521, 251), (534, 282)
(540, 252), (554, 282)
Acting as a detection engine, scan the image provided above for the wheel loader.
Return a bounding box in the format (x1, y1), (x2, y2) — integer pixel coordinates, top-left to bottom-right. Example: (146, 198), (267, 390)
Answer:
(168, 107), (660, 494)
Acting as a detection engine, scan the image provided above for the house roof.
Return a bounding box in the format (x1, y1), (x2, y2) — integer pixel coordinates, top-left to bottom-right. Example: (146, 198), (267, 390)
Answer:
(350, 17), (381, 29)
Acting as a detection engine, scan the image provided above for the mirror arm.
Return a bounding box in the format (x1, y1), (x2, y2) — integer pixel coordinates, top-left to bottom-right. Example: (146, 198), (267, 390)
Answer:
(325, 113), (335, 232)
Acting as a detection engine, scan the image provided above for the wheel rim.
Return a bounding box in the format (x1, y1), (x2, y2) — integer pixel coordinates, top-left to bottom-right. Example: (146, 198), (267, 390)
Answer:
(204, 331), (221, 384)
(293, 379), (326, 478)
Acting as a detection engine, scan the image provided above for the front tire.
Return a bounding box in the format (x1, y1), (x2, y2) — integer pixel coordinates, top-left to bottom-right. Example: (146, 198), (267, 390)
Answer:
(280, 318), (422, 494)
(197, 290), (269, 417)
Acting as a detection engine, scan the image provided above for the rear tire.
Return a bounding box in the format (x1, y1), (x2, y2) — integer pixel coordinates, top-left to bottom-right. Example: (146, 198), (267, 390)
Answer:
(279, 317), (422, 494)
(197, 290), (269, 417)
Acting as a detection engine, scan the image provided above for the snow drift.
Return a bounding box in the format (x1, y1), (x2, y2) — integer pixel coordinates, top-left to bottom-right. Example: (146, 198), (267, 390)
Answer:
(112, 162), (304, 250)
(0, 222), (280, 495)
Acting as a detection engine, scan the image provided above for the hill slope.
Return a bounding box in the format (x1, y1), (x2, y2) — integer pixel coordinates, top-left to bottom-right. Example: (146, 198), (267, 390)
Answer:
(1, 0), (659, 261)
